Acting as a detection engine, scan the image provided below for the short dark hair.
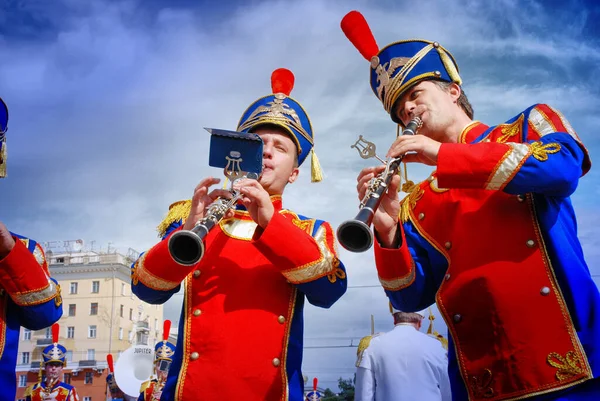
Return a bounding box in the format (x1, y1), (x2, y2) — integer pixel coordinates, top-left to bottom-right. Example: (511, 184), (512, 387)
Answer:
(250, 123), (299, 167)
(433, 80), (474, 119)
(393, 312), (423, 324)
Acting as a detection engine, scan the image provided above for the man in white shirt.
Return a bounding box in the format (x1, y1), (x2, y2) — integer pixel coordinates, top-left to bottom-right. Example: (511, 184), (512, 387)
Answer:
(355, 306), (451, 401)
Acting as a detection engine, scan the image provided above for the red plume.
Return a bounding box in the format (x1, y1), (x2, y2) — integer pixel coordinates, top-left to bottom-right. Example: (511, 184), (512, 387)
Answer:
(313, 377), (318, 391)
(341, 11), (379, 60)
(107, 354), (114, 373)
(163, 320), (171, 342)
(271, 68), (295, 96)
(52, 323), (59, 343)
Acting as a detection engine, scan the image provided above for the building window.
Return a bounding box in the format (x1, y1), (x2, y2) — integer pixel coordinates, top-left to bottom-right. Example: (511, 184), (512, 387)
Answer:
(88, 325), (97, 339)
(67, 327), (75, 339)
(127, 331), (132, 342)
(18, 375), (27, 387)
(118, 327), (123, 340)
(70, 282), (78, 294)
(66, 351), (73, 362)
(129, 308), (133, 321)
(121, 283), (126, 296)
(84, 371), (93, 384)
(23, 329), (31, 340)
(90, 303), (98, 315)
(87, 349), (95, 360)
(155, 318), (158, 331)
(45, 327), (51, 339)
(64, 373), (71, 385)
(120, 305), (124, 318)
(21, 352), (30, 364)
(68, 304), (76, 317)
(91, 281), (100, 293)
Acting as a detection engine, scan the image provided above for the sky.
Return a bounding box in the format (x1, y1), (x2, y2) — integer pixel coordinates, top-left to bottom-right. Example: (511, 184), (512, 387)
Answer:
(2, 0), (600, 391)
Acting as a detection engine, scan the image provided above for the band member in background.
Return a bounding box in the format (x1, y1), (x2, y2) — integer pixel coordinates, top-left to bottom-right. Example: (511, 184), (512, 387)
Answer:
(27, 324), (79, 401)
(305, 378), (323, 401)
(132, 68), (347, 400)
(107, 354), (135, 401)
(355, 305), (450, 401)
(342, 10), (600, 401)
(0, 97), (63, 400)
(139, 320), (175, 401)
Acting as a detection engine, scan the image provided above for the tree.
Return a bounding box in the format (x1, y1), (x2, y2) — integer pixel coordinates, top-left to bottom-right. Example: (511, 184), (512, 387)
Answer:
(322, 376), (355, 401)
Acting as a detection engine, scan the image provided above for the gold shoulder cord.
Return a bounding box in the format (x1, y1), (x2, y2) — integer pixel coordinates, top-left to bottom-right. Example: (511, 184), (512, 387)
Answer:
(396, 124), (416, 193)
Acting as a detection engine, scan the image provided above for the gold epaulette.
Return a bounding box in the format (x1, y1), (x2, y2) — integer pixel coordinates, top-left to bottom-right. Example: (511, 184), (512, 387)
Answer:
(157, 200), (192, 238)
(355, 333), (380, 367)
(139, 379), (155, 393)
(429, 331), (449, 351)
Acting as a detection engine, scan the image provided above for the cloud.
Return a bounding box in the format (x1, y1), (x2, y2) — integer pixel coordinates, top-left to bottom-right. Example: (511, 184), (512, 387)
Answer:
(2, 0), (599, 390)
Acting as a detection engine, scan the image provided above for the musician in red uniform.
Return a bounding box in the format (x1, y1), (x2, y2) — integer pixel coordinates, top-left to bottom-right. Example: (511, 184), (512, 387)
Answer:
(26, 324), (79, 401)
(131, 68), (347, 401)
(0, 97), (63, 400)
(138, 321), (175, 401)
(342, 11), (600, 401)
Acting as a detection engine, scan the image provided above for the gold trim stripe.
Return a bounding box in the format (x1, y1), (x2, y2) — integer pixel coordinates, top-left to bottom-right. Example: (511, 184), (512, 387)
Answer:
(378, 261), (416, 291)
(281, 226), (338, 283)
(11, 279), (59, 306)
(485, 143), (531, 191)
(134, 252), (181, 291)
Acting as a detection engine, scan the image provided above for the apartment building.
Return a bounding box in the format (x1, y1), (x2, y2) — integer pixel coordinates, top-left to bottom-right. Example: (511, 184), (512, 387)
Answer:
(15, 248), (164, 401)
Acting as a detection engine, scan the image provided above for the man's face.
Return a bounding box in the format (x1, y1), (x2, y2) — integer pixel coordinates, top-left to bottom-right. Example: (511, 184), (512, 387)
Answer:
(45, 362), (63, 381)
(393, 80), (460, 141)
(254, 127), (299, 196)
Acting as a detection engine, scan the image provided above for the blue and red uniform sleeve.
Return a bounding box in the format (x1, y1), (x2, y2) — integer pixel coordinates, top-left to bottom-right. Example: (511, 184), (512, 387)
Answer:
(131, 222), (182, 304)
(373, 222), (447, 312)
(0, 236), (63, 329)
(254, 213), (347, 308)
(437, 104), (590, 197)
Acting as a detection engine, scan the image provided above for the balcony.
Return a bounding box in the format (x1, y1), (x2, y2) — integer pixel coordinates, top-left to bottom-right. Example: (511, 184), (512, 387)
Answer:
(36, 338), (52, 346)
(30, 361), (41, 370)
(78, 360), (97, 368)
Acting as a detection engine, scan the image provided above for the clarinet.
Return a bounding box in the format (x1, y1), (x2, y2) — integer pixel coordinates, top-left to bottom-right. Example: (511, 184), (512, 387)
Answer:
(336, 117), (422, 253)
(168, 173), (258, 266)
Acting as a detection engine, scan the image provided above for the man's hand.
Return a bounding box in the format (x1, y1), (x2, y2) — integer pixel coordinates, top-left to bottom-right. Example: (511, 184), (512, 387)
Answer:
(232, 178), (274, 229)
(356, 167), (400, 248)
(183, 177), (233, 231)
(0, 222), (15, 259)
(387, 134), (441, 166)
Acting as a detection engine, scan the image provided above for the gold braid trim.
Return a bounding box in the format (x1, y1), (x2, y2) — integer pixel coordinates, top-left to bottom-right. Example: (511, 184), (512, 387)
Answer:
(530, 141), (561, 161)
(157, 200), (192, 238)
(400, 186), (424, 223)
(548, 351), (583, 381)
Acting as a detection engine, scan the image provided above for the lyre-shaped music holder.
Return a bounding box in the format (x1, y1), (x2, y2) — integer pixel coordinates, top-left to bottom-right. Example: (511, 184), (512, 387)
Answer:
(350, 135), (386, 164)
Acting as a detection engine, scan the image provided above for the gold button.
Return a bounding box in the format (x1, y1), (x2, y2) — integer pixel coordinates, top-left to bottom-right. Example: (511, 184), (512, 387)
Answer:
(190, 352), (199, 360)
(418, 213), (425, 220)
(453, 314), (462, 323)
(526, 240), (535, 248)
(517, 195), (526, 203)
(434, 70), (441, 76)
(278, 316), (285, 324)
(427, 176), (434, 182)
(193, 309), (202, 316)
(540, 287), (551, 296)
(433, 42), (439, 48)
(272, 358), (281, 367)
(193, 270), (201, 278)
(444, 274), (451, 281)
(445, 242), (452, 250)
